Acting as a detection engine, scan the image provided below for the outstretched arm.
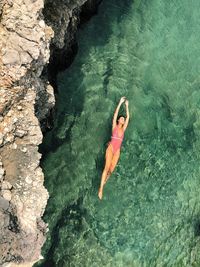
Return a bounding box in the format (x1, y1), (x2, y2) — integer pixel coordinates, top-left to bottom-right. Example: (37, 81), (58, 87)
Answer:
(112, 97), (126, 130)
(123, 100), (130, 131)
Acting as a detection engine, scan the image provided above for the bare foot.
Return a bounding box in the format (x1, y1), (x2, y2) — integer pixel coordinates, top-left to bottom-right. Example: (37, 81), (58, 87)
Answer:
(98, 188), (103, 200)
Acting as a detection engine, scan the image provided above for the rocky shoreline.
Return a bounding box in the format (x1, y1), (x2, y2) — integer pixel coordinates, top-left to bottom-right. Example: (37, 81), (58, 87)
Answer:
(0, 0), (101, 266)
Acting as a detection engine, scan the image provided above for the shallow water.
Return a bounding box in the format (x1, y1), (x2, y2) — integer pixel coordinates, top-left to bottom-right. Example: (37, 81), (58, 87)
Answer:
(36, 0), (200, 266)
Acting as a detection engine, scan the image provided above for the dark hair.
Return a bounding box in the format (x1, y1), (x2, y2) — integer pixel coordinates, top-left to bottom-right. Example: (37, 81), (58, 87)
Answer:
(117, 114), (125, 122)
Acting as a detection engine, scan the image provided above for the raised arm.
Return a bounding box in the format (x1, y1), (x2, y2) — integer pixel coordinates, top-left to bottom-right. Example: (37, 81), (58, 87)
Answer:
(112, 97), (126, 130)
(123, 100), (130, 131)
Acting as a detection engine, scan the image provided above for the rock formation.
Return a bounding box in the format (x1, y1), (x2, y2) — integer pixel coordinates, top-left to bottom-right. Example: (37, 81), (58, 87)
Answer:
(0, 0), (101, 266)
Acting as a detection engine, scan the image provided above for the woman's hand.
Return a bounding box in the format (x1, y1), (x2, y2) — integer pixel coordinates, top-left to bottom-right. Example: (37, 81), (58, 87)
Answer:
(125, 99), (129, 106)
(119, 96), (126, 104)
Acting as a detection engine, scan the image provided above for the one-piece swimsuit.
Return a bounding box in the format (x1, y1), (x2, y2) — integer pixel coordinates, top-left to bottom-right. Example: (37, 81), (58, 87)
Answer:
(109, 126), (124, 154)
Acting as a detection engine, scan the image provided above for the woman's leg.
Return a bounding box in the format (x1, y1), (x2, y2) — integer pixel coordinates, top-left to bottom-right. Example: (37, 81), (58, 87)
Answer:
(109, 149), (120, 174)
(98, 145), (113, 199)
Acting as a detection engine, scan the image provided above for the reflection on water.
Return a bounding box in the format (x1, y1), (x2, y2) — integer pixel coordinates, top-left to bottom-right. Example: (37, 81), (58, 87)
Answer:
(36, 0), (200, 266)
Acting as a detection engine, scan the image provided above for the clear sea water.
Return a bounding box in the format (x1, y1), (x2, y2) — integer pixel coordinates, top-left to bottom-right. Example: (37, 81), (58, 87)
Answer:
(36, 0), (200, 266)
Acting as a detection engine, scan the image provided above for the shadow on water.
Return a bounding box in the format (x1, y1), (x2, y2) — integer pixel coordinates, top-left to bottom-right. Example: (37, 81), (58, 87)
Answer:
(37, 0), (134, 266)
(39, 0), (133, 158)
(194, 217), (200, 237)
(37, 197), (86, 267)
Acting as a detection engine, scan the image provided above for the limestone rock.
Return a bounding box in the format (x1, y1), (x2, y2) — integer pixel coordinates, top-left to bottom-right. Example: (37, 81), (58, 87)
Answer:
(0, 134), (4, 146)
(0, 167), (4, 182)
(1, 181), (12, 190)
(2, 190), (12, 201)
(2, 49), (20, 65)
(0, 0), (52, 265)
(0, 196), (9, 211)
(15, 129), (27, 138)
(0, 0), (101, 266)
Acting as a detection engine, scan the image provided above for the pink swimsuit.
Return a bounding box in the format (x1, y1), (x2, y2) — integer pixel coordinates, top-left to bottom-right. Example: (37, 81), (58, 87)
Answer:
(109, 126), (124, 154)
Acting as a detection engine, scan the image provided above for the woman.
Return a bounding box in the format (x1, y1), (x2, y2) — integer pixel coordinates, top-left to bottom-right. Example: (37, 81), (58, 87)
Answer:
(98, 97), (130, 199)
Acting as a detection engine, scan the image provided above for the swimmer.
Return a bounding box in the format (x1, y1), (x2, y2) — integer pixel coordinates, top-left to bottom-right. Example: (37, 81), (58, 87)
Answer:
(98, 97), (130, 200)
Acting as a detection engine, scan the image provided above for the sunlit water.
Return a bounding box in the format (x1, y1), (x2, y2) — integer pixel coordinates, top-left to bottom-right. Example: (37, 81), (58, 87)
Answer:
(36, 0), (200, 266)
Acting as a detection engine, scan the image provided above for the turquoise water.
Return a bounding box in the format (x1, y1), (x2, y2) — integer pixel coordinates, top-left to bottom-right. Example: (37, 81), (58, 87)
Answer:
(36, 0), (200, 266)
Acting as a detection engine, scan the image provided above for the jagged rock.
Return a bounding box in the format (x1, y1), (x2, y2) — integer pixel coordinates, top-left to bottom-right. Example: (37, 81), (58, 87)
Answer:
(0, 0), (52, 265)
(2, 181), (12, 190)
(15, 130), (27, 138)
(5, 133), (14, 143)
(0, 168), (5, 182)
(17, 106), (23, 111)
(2, 49), (21, 65)
(12, 143), (18, 150)
(0, 134), (4, 146)
(0, 196), (9, 211)
(0, 0), (101, 266)
(44, 0), (102, 76)
(2, 190), (12, 201)
(20, 147), (27, 153)
(25, 176), (32, 184)
(0, 209), (10, 229)
(7, 110), (13, 117)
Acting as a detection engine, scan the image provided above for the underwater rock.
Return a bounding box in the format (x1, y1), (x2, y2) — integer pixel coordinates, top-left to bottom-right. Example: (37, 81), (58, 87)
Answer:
(44, 0), (102, 85)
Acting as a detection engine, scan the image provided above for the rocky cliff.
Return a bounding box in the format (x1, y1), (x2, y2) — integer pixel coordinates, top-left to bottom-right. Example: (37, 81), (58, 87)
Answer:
(0, 0), (101, 266)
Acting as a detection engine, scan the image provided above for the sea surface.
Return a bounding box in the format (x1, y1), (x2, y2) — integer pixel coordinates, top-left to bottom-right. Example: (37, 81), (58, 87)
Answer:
(36, 0), (200, 266)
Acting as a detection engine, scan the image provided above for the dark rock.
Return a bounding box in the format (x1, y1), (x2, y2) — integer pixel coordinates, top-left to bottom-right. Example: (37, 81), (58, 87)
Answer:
(8, 213), (20, 233)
